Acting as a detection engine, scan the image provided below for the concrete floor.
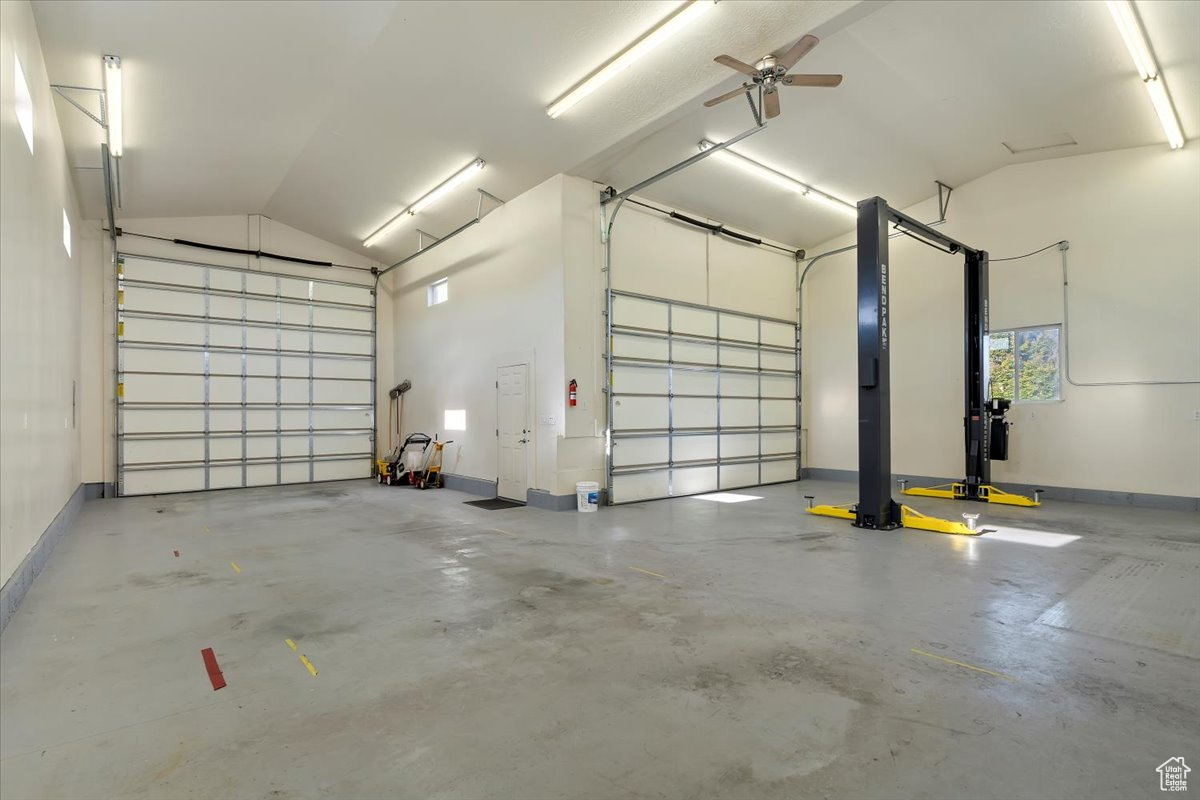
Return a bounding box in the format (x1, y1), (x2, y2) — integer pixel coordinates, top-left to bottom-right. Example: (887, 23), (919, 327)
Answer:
(1, 479), (1197, 799)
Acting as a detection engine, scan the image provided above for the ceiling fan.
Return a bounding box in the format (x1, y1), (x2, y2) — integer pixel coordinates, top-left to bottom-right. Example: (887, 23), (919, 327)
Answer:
(704, 34), (842, 119)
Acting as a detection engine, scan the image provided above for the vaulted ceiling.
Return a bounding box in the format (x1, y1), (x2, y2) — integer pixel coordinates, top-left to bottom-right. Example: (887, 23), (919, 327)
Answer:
(33, 0), (1198, 259)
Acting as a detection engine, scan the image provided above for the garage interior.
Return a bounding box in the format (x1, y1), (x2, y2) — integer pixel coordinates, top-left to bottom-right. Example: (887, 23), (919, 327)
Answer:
(1, 1), (1197, 798)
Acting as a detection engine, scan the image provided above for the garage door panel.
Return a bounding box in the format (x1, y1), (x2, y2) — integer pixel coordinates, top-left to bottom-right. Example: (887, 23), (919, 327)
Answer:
(613, 333), (668, 361)
(613, 365), (667, 394)
(762, 400), (797, 427)
(762, 374), (796, 398)
(117, 256), (375, 496)
(673, 340), (716, 365)
(125, 348), (205, 375)
(612, 436), (667, 469)
(125, 438), (205, 465)
(313, 379), (369, 405)
(673, 435), (717, 464)
(720, 433), (759, 459)
(719, 314), (758, 343)
(125, 373), (204, 404)
(613, 396), (667, 430)
(721, 398), (758, 428)
(313, 408), (372, 430)
(123, 468), (208, 496)
(762, 459), (798, 483)
(762, 351), (795, 372)
(314, 458), (367, 482)
(124, 286), (204, 316)
(674, 398), (716, 429)
(314, 306), (371, 331)
(762, 431), (798, 456)
(672, 466), (717, 495)
(612, 471), (670, 503)
(673, 370), (716, 396)
(761, 321), (795, 348)
(613, 296), (667, 330)
(721, 372), (758, 397)
(720, 347), (758, 368)
(124, 409), (204, 434)
(314, 359), (371, 381)
(128, 318), (204, 346)
(720, 463), (760, 490)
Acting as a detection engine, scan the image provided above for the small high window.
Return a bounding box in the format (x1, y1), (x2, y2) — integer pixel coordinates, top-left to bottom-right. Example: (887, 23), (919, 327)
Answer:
(427, 277), (448, 306)
(15, 55), (34, 154)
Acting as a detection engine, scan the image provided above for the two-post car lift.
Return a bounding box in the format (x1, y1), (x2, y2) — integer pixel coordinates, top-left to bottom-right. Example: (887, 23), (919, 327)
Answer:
(808, 197), (1039, 535)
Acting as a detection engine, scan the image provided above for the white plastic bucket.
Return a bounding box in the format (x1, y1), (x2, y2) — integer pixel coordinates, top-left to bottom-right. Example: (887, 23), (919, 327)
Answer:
(576, 481), (600, 512)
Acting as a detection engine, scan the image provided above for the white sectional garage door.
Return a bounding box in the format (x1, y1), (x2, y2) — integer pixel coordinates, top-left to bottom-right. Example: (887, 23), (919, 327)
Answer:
(116, 255), (375, 496)
(608, 290), (799, 504)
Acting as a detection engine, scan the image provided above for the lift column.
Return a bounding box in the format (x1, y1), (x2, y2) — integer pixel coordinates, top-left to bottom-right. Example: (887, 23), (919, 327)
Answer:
(963, 249), (990, 498)
(855, 197), (901, 529)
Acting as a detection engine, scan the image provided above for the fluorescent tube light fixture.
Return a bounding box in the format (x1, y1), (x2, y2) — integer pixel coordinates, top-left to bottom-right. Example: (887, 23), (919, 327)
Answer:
(103, 55), (123, 157)
(1105, 0), (1185, 149)
(547, 0), (714, 119)
(364, 158), (485, 247)
(699, 139), (856, 216)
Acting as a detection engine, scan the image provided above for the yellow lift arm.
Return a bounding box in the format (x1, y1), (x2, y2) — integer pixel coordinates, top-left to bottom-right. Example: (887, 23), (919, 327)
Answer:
(806, 503), (980, 536)
(901, 482), (1041, 507)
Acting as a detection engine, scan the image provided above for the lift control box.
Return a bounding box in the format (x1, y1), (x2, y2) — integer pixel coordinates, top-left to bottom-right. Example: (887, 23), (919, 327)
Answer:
(988, 398), (1012, 461)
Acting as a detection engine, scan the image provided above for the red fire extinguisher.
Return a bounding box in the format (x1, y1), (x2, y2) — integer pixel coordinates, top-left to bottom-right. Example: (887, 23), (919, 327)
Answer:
(568, 379), (578, 407)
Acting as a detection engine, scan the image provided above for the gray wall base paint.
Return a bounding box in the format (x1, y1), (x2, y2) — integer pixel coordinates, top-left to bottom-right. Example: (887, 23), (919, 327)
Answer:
(1, 483), (85, 635)
(526, 490), (577, 511)
(442, 474), (498, 498)
(84, 483), (114, 500)
(801, 468), (1200, 512)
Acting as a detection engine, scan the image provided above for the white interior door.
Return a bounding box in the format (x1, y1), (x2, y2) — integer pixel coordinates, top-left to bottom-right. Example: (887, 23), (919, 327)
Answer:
(497, 364), (529, 501)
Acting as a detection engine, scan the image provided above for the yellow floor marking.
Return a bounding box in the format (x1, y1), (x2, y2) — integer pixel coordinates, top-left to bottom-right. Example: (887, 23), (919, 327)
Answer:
(299, 654), (318, 677)
(229, 561), (241, 574)
(629, 566), (666, 580)
(203, 525), (209, 532)
(910, 648), (1016, 681)
(284, 639), (297, 652)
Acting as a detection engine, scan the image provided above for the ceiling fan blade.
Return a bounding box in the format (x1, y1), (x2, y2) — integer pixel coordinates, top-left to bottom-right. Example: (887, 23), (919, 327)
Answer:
(703, 84), (751, 108)
(764, 89), (780, 119)
(782, 73), (844, 88)
(714, 54), (759, 77)
(777, 34), (819, 70)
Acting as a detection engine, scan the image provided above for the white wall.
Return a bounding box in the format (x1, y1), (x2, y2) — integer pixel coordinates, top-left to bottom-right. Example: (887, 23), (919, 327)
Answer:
(80, 214), (386, 487)
(802, 144), (1200, 498)
(386, 174), (567, 494)
(0, 0), (83, 586)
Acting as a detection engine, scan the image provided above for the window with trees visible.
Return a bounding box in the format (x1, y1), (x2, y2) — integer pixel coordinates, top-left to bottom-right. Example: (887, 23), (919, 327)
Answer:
(987, 325), (1061, 402)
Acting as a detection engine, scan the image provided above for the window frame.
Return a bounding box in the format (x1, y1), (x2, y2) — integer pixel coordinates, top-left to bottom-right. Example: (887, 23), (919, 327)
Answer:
(427, 277), (449, 307)
(986, 322), (1063, 404)
(62, 209), (71, 257)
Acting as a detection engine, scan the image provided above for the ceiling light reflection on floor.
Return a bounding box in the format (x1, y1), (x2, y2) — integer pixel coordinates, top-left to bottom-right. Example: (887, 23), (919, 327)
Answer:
(692, 493), (763, 503)
(980, 527), (1081, 548)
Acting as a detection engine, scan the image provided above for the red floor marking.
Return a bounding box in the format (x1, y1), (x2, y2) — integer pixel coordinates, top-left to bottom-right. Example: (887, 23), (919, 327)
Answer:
(200, 647), (226, 691)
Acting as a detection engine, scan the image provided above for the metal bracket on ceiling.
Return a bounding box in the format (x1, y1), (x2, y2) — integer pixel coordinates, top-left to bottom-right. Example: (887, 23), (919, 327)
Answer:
(476, 188), (505, 219)
(416, 229), (439, 251)
(936, 180), (954, 222)
(51, 84), (107, 129)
